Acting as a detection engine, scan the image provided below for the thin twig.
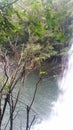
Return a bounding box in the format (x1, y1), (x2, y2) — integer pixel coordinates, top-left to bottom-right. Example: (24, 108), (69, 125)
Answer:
(29, 77), (42, 110)
(29, 115), (35, 130)
(13, 84), (22, 111)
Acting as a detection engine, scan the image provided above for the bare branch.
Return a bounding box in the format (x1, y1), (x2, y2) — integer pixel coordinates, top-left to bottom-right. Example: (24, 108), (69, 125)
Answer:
(29, 115), (36, 130)
(25, 77), (42, 130)
(13, 84), (22, 111)
(29, 77), (42, 110)
(0, 93), (9, 124)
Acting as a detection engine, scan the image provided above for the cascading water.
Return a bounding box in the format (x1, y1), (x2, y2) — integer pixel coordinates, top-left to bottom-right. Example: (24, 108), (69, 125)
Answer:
(32, 39), (73, 130)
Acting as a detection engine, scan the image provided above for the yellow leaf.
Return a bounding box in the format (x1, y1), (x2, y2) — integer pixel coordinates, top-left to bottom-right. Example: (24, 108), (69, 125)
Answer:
(39, 71), (48, 75)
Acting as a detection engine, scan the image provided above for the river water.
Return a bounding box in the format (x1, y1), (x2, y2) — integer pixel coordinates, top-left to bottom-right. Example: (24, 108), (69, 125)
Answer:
(12, 71), (59, 130)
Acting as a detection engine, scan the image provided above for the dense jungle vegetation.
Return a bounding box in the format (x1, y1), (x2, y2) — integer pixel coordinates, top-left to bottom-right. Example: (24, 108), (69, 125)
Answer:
(0, 0), (73, 68)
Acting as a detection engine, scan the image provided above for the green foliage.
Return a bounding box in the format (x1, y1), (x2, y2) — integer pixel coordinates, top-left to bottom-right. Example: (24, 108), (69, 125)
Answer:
(0, 0), (71, 65)
(0, 6), (15, 43)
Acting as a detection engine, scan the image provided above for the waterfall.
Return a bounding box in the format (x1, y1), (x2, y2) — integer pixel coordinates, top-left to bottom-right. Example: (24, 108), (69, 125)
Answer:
(32, 40), (73, 130)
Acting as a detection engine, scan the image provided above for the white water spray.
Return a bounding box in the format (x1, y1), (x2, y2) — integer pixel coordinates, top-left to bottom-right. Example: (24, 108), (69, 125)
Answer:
(32, 41), (73, 130)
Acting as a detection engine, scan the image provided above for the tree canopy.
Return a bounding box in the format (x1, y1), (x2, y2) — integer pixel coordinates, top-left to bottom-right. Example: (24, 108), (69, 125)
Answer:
(0, 0), (72, 66)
